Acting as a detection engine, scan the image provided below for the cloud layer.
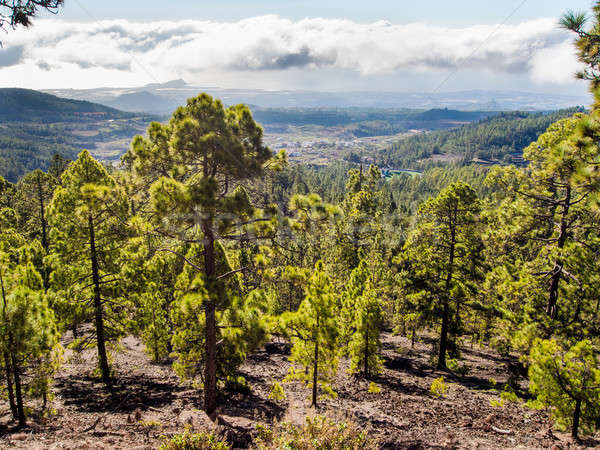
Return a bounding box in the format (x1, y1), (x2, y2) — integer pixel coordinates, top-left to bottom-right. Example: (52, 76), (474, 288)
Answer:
(0, 15), (583, 89)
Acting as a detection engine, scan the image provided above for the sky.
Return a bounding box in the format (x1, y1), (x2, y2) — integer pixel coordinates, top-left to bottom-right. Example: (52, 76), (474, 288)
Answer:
(0, 0), (594, 94)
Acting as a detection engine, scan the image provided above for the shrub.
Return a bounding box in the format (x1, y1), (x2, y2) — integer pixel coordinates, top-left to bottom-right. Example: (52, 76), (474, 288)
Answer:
(489, 398), (504, 407)
(446, 358), (469, 377)
(159, 429), (230, 450)
(255, 415), (377, 449)
(224, 375), (251, 395)
(268, 381), (286, 403)
(367, 382), (381, 394)
(429, 377), (449, 398)
(500, 385), (520, 403)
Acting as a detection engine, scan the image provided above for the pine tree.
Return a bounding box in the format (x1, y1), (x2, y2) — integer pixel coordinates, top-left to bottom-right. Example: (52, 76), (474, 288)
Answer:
(48, 150), (129, 388)
(401, 182), (482, 369)
(529, 339), (600, 439)
(282, 261), (339, 407)
(170, 242), (268, 385)
(348, 279), (383, 379)
(338, 165), (382, 271)
(121, 232), (186, 362)
(484, 115), (600, 348)
(288, 193), (342, 269)
(13, 169), (57, 288)
(0, 252), (59, 427)
(123, 94), (273, 416)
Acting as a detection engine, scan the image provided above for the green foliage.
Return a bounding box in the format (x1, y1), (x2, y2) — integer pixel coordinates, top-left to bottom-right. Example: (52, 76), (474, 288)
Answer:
(429, 377), (449, 398)
(399, 182), (482, 368)
(529, 339), (600, 438)
(499, 385), (520, 403)
(381, 109), (581, 169)
(48, 150), (130, 385)
(159, 429), (230, 450)
(367, 382), (381, 394)
(121, 236), (184, 362)
(484, 113), (600, 349)
(170, 244), (269, 384)
(0, 251), (60, 425)
(255, 415), (376, 450)
(446, 358), (469, 377)
(124, 93), (275, 413)
(282, 262), (339, 406)
(347, 271), (383, 378)
(489, 398), (504, 408)
(268, 381), (286, 402)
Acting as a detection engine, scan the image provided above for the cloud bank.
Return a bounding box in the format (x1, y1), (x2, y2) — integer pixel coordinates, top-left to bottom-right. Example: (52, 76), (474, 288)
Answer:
(0, 15), (583, 89)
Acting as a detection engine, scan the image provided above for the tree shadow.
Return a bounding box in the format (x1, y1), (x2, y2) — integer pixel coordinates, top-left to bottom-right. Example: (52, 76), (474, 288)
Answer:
(380, 439), (449, 450)
(0, 415), (62, 438)
(56, 373), (186, 413)
(384, 355), (432, 378)
(459, 345), (512, 365)
(221, 391), (286, 423)
(374, 367), (429, 397)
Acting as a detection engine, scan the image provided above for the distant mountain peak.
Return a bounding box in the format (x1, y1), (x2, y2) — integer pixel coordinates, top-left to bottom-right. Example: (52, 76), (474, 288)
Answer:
(143, 79), (188, 89)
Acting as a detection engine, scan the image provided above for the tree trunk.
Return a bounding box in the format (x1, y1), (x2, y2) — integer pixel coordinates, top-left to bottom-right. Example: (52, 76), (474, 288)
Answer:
(364, 328), (369, 379)
(11, 354), (25, 428)
(37, 175), (50, 290)
(311, 313), (320, 408)
(572, 398), (581, 440)
(1, 271), (18, 421)
(438, 218), (456, 370)
(312, 338), (319, 408)
(202, 218), (218, 419)
(547, 185), (571, 320)
(438, 299), (450, 369)
(88, 214), (111, 388)
(4, 352), (17, 420)
(453, 298), (461, 337)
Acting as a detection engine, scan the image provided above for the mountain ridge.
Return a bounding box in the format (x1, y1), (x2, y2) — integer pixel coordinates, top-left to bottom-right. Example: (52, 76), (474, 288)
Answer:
(0, 88), (134, 122)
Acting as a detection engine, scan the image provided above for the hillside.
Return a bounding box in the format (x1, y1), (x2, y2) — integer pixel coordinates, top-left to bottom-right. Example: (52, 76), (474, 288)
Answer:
(380, 108), (584, 169)
(0, 89), (153, 182)
(0, 331), (559, 449)
(252, 107), (493, 130)
(0, 88), (133, 122)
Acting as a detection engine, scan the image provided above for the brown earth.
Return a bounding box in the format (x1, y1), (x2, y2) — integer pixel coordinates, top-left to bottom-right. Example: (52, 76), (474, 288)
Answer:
(0, 331), (597, 449)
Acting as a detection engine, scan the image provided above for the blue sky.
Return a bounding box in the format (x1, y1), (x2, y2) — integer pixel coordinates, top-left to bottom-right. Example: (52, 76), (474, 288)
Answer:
(46, 0), (592, 26)
(0, 0), (589, 94)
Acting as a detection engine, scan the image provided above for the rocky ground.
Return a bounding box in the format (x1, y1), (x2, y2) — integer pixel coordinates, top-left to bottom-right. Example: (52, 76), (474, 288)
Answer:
(0, 331), (597, 449)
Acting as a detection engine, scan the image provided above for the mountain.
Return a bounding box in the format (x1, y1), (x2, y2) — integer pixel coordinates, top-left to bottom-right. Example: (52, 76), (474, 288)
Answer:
(0, 88), (133, 122)
(104, 90), (180, 113)
(44, 80), (591, 112)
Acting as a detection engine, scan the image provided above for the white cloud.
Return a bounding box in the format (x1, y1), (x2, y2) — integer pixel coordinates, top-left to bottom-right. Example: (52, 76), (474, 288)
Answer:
(0, 15), (584, 89)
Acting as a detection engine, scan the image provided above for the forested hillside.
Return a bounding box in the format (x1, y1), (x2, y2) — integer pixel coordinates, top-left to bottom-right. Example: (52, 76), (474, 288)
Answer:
(0, 88), (133, 122)
(381, 108), (583, 168)
(0, 89), (153, 182)
(1, 3), (600, 448)
(0, 84), (599, 448)
(253, 107), (495, 138)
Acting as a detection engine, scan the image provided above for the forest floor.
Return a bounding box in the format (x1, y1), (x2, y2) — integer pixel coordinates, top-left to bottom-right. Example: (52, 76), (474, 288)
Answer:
(0, 331), (597, 449)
